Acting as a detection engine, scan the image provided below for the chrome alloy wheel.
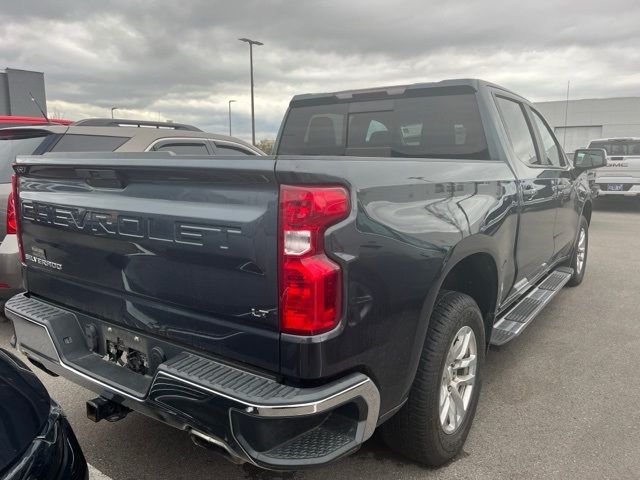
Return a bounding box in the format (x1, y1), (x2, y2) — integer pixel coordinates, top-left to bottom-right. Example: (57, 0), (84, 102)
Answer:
(439, 326), (477, 434)
(576, 227), (586, 274)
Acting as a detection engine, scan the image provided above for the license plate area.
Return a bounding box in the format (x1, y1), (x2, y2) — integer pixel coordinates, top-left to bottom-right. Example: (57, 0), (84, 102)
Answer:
(101, 326), (157, 376)
(105, 338), (150, 375)
(607, 184), (624, 191)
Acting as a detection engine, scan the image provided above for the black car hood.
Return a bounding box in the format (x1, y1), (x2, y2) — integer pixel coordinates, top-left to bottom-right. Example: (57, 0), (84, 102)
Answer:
(0, 349), (51, 473)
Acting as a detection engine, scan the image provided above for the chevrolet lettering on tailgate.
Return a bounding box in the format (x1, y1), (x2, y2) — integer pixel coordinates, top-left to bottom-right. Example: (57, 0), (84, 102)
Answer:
(20, 200), (242, 249)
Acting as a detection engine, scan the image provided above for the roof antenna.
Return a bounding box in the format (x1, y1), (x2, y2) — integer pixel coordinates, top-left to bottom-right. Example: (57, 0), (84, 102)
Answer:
(29, 91), (50, 123)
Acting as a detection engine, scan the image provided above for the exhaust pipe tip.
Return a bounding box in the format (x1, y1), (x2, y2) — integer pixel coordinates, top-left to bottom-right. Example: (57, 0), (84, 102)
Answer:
(189, 429), (245, 465)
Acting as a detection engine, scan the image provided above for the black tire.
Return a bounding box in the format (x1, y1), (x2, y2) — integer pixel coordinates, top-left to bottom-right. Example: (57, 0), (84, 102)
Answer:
(381, 290), (485, 466)
(566, 216), (589, 287)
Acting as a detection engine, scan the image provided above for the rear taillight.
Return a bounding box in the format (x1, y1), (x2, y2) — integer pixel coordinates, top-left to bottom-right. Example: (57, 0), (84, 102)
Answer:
(6, 178), (16, 235)
(279, 185), (350, 335)
(8, 174), (24, 262)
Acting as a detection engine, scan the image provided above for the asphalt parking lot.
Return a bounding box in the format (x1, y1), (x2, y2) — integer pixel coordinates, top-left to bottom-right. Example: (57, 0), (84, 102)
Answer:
(2, 197), (640, 480)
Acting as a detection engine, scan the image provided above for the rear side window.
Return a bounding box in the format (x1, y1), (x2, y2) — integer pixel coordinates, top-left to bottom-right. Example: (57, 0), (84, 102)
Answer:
(154, 142), (210, 155)
(0, 134), (49, 182)
(495, 97), (539, 166)
(215, 145), (255, 156)
(277, 91), (489, 159)
(589, 140), (640, 156)
(50, 134), (129, 152)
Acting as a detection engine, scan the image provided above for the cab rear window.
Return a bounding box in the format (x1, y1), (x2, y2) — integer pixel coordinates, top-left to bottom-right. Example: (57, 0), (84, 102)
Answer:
(277, 89), (489, 159)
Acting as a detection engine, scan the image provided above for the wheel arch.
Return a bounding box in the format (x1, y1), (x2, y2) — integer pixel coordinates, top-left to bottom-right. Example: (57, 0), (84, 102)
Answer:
(385, 236), (504, 419)
(412, 242), (501, 374)
(439, 252), (499, 343)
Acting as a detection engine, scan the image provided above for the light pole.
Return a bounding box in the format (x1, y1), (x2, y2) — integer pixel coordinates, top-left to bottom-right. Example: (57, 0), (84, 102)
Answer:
(238, 38), (263, 145)
(110, 107), (118, 119)
(228, 100), (236, 136)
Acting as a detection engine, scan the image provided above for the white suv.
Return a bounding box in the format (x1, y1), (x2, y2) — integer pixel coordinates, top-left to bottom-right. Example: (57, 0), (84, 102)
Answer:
(589, 137), (640, 197)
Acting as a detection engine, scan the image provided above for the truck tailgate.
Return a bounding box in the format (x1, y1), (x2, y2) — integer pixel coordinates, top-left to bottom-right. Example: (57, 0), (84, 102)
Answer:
(15, 153), (280, 371)
(596, 155), (640, 182)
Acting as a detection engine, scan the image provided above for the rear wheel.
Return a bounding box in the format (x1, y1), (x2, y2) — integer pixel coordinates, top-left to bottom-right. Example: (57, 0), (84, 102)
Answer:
(381, 291), (485, 466)
(567, 216), (588, 287)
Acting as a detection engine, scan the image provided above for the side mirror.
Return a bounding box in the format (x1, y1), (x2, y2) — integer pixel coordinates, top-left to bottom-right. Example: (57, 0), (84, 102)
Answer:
(573, 148), (607, 171)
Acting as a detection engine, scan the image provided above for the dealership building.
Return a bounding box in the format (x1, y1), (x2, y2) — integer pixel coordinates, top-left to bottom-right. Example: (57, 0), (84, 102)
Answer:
(535, 97), (640, 154)
(0, 67), (47, 117)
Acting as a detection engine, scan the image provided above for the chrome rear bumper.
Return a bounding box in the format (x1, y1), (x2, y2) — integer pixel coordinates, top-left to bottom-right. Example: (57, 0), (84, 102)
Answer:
(5, 293), (380, 470)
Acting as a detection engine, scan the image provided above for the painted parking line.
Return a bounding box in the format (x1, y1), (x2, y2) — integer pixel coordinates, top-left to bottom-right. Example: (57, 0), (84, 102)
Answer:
(89, 464), (113, 480)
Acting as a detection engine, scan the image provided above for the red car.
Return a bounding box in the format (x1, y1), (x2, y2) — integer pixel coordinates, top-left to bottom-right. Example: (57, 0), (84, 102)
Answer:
(0, 116), (72, 128)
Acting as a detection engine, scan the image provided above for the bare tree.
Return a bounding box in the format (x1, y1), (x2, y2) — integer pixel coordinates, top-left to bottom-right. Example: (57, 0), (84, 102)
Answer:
(256, 139), (275, 154)
(50, 108), (65, 119)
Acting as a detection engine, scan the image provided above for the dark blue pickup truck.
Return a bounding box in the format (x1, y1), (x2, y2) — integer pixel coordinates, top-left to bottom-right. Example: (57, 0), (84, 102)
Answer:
(5, 79), (605, 470)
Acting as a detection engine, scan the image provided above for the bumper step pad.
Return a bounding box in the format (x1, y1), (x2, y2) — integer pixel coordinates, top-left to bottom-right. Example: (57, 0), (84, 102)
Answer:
(264, 415), (355, 460)
(160, 353), (300, 403)
(490, 267), (573, 346)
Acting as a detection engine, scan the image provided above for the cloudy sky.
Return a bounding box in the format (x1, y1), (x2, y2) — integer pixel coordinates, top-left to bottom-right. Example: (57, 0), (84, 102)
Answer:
(2, 0), (639, 142)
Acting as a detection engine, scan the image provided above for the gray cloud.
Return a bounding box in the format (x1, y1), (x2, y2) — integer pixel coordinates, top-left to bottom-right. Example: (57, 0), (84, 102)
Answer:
(1, 0), (639, 141)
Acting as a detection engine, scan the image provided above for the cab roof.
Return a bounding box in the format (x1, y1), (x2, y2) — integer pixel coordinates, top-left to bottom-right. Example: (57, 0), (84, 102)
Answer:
(289, 78), (525, 106)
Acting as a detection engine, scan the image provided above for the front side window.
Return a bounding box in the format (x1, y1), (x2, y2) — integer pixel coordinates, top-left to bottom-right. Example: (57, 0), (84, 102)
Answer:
(531, 109), (565, 167)
(348, 112), (393, 148)
(365, 120), (389, 142)
(495, 97), (539, 166)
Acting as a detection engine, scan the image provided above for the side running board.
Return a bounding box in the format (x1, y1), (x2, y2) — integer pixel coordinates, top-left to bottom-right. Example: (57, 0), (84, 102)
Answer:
(490, 267), (573, 346)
